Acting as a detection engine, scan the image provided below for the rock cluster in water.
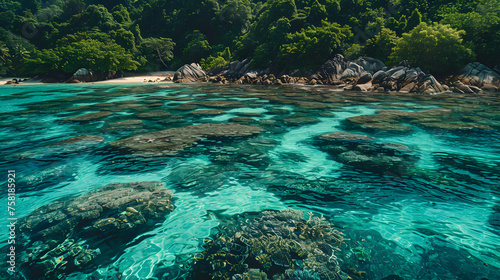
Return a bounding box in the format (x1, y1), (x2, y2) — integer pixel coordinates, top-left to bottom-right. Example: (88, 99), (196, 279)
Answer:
(16, 181), (174, 280)
(316, 132), (417, 175)
(191, 209), (349, 280)
(344, 109), (493, 133)
(109, 122), (263, 156)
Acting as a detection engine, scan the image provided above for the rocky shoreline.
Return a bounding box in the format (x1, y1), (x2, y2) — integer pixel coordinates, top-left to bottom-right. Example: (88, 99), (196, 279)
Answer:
(174, 55), (500, 94)
(4, 54), (499, 95)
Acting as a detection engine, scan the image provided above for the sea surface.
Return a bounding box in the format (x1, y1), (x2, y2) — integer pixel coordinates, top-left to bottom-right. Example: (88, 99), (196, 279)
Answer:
(0, 83), (499, 280)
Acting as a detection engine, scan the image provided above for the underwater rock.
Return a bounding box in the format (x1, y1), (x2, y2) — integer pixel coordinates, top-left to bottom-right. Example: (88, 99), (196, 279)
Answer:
(415, 122), (492, 131)
(345, 114), (413, 133)
(317, 132), (417, 175)
(191, 209), (348, 280)
(52, 135), (105, 146)
(229, 116), (257, 124)
(489, 204), (500, 235)
(318, 132), (376, 144)
(344, 108), (493, 133)
(16, 163), (78, 191)
(193, 100), (244, 108)
(190, 109), (226, 115)
(208, 138), (275, 167)
(168, 164), (239, 192)
(108, 120), (143, 127)
(62, 111), (112, 122)
(17, 181), (174, 280)
(109, 123), (263, 156)
(135, 110), (172, 118)
(12, 135), (105, 160)
(283, 116), (321, 126)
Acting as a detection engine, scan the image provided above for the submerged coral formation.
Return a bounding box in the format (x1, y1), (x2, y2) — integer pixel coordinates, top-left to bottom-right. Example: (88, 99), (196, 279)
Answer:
(316, 132), (417, 175)
(109, 122), (263, 156)
(15, 181), (174, 280)
(191, 209), (349, 280)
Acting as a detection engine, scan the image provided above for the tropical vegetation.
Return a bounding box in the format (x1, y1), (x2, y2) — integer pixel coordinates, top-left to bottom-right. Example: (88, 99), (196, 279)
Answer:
(0, 0), (498, 76)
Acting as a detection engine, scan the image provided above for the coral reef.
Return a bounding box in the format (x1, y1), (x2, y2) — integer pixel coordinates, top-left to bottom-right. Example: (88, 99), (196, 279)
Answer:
(16, 181), (174, 280)
(316, 132), (417, 175)
(191, 209), (349, 280)
(109, 122), (263, 156)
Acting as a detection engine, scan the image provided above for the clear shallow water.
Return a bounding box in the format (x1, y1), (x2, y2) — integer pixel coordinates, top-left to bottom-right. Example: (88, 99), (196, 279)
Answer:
(1, 83), (499, 280)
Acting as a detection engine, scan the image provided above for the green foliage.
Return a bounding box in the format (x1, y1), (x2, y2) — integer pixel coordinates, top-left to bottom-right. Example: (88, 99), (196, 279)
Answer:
(405, 8), (422, 32)
(139, 37), (175, 69)
(440, 0), (500, 66)
(278, 20), (352, 69)
(59, 38), (139, 72)
(182, 30), (212, 63)
(200, 47), (232, 70)
(21, 48), (61, 75)
(309, 0), (327, 25)
(364, 27), (398, 62)
(0, 40), (11, 75)
(0, 0), (496, 75)
(389, 22), (474, 74)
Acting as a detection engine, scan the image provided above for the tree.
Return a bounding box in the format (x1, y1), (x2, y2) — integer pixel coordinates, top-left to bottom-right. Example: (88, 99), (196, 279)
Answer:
(309, 0), (327, 26)
(278, 20), (351, 69)
(405, 8), (422, 32)
(364, 27), (398, 62)
(140, 37), (175, 69)
(182, 30), (211, 63)
(389, 22), (474, 75)
(59, 39), (139, 72)
(21, 48), (61, 75)
(440, 0), (500, 66)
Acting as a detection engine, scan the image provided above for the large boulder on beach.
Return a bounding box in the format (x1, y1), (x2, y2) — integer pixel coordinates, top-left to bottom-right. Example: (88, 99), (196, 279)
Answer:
(353, 57), (386, 73)
(460, 62), (500, 86)
(341, 62), (367, 79)
(316, 54), (349, 83)
(370, 66), (445, 93)
(70, 68), (93, 83)
(173, 63), (206, 83)
(224, 58), (252, 78)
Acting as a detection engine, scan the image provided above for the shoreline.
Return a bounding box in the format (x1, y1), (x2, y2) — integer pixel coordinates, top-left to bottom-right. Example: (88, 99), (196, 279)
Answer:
(1, 71), (176, 85)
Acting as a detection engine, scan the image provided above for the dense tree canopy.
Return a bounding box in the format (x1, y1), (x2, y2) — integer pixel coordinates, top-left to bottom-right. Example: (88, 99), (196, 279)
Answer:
(389, 22), (474, 74)
(0, 0), (497, 76)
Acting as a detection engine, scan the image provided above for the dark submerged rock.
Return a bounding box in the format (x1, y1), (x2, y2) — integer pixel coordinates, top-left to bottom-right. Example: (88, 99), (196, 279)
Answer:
(109, 123), (263, 156)
(62, 111), (112, 122)
(16, 181), (174, 280)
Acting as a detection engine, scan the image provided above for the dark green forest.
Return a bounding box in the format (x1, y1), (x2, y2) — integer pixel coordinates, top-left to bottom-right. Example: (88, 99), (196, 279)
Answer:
(0, 0), (498, 77)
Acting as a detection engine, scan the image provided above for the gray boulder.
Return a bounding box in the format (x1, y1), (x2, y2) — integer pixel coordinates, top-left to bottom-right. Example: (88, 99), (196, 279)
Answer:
(173, 63), (206, 83)
(341, 62), (367, 79)
(316, 54), (349, 83)
(460, 62), (500, 85)
(225, 58), (252, 78)
(372, 70), (388, 84)
(353, 57), (386, 73)
(357, 73), (372, 84)
(70, 68), (93, 82)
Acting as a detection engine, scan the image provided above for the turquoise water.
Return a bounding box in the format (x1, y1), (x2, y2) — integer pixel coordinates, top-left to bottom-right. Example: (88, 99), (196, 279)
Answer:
(1, 83), (499, 279)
